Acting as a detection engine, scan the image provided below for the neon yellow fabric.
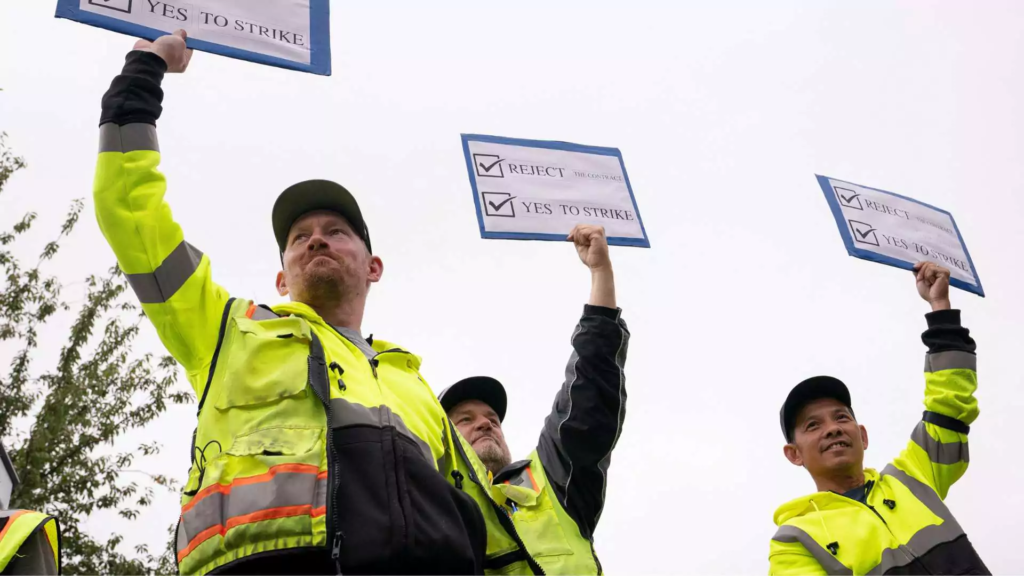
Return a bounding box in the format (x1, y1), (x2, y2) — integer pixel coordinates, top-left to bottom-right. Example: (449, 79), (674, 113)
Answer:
(769, 357), (978, 575)
(446, 430), (600, 575)
(0, 511), (59, 574)
(96, 146), (452, 575)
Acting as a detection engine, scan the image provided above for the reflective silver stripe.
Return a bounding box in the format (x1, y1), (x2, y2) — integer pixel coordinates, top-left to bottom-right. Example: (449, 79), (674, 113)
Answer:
(249, 307), (279, 321)
(126, 241), (204, 304)
(866, 465), (967, 573)
(177, 468), (326, 554)
(924, 350), (976, 373)
(772, 525), (852, 575)
(330, 398), (434, 464)
(910, 421), (969, 465)
(99, 123), (159, 153)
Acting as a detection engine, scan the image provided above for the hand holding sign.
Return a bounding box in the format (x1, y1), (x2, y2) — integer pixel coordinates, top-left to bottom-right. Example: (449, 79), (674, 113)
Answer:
(134, 29), (193, 72)
(914, 262), (952, 312)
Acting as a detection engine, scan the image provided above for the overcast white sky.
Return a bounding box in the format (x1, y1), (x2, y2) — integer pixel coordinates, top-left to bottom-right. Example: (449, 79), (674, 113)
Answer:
(2, 1), (1023, 573)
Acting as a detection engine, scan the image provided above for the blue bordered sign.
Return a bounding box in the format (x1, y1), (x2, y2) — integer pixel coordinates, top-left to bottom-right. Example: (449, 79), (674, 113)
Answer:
(461, 134), (650, 248)
(817, 174), (983, 296)
(55, 0), (331, 76)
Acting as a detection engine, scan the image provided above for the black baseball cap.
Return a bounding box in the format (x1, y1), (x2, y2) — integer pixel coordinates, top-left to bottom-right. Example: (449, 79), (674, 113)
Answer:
(272, 180), (372, 254)
(439, 377), (508, 423)
(780, 376), (854, 442)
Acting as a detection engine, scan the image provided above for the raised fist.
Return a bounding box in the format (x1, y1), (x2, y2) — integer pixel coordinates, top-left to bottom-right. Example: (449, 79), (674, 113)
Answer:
(134, 29), (193, 73)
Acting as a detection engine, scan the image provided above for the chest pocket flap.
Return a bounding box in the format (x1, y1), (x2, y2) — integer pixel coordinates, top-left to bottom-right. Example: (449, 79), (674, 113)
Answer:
(215, 315), (312, 410)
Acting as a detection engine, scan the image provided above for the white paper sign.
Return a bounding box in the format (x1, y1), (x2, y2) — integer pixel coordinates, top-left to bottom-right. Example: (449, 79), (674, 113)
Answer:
(55, 0), (331, 75)
(462, 134), (649, 248)
(817, 175), (983, 296)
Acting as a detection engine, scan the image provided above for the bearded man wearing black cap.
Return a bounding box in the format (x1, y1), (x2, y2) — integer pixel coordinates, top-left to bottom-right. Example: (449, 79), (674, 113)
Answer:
(93, 31), (484, 575)
(438, 224), (630, 575)
(770, 262), (989, 575)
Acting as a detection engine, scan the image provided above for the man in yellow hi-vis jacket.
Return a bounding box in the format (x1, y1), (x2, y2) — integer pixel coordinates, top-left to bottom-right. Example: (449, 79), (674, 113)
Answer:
(0, 443), (60, 575)
(439, 225), (629, 575)
(769, 262), (989, 575)
(94, 31), (484, 575)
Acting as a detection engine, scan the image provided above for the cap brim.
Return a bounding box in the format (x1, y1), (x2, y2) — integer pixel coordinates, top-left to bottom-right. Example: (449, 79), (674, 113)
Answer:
(272, 180), (371, 254)
(780, 376), (852, 441)
(439, 376), (508, 422)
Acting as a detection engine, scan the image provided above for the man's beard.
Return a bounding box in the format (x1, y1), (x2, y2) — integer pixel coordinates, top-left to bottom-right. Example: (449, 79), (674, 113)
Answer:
(476, 440), (512, 475)
(298, 257), (360, 308)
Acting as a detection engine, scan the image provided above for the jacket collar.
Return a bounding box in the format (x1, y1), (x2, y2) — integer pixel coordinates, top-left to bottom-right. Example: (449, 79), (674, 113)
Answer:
(774, 468), (881, 525)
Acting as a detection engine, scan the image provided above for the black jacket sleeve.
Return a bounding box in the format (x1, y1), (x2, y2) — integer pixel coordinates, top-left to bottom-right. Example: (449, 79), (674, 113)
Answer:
(100, 50), (166, 127)
(536, 305), (629, 541)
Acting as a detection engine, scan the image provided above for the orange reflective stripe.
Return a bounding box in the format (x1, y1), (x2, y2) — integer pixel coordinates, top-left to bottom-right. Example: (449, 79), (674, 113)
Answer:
(182, 463), (320, 513)
(312, 506), (327, 518)
(178, 504), (318, 562)
(525, 466), (539, 492)
(0, 510), (28, 543)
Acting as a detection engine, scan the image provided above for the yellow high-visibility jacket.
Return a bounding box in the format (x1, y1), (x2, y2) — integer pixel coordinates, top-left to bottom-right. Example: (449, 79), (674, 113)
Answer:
(0, 510), (60, 575)
(442, 306), (629, 575)
(769, 310), (988, 575)
(95, 50), (484, 575)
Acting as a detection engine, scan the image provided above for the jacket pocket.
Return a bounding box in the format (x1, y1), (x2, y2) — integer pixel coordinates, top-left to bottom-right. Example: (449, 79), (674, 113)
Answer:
(179, 427), (327, 558)
(515, 500), (573, 558)
(215, 315), (311, 410)
(331, 425), (485, 574)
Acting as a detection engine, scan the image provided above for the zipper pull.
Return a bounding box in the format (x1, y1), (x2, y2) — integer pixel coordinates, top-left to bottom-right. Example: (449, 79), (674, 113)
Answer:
(331, 530), (344, 573)
(451, 470), (464, 490)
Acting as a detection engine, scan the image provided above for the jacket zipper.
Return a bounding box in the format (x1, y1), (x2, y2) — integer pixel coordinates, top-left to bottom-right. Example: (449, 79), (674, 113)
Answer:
(308, 347), (343, 574)
(841, 494), (933, 575)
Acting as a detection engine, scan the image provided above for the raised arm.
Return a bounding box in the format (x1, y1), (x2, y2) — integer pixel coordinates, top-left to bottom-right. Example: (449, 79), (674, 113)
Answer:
(536, 225), (629, 540)
(95, 31), (229, 393)
(890, 262), (977, 499)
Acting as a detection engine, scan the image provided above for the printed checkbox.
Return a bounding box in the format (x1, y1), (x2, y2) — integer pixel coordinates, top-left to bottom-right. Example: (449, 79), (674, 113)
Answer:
(849, 219), (879, 247)
(835, 186), (863, 210)
(89, 0), (133, 14)
(482, 192), (517, 218)
(474, 154), (505, 178)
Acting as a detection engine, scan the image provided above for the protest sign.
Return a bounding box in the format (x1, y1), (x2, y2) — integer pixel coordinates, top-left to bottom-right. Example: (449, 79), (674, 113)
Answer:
(55, 0), (331, 75)
(817, 174), (983, 296)
(462, 134), (650, 248)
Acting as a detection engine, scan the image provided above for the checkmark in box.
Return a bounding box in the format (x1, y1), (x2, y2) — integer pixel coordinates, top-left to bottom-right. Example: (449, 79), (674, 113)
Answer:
(482, 192), (517, 218)
(474, 154), (505, 178)
(849, 219), (880, 247)
(835, 186), (863, 210)
(89, 0), (133, 14)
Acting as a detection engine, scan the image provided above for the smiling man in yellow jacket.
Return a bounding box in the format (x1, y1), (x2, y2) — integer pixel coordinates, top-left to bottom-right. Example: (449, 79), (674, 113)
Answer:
(94, 31), (484, 575)
(770, 262), (988, 575)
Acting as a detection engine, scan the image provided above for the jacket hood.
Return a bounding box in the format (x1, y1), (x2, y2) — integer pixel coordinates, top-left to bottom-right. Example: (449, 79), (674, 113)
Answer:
(773, 468), (881, 525)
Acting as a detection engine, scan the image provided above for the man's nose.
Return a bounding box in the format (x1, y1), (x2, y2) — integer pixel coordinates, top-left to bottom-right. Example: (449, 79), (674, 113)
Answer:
(474, 418), (493, 432)
(305, 233), (328, 251)
(824, 423), (844, 438)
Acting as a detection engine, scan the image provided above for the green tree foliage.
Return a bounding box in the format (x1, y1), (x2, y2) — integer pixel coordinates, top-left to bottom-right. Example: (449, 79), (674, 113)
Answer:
(0, 133), (191, 574)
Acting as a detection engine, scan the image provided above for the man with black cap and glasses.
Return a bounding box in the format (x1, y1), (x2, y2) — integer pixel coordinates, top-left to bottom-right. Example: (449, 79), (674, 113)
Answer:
(770, 262), (989, 575)
(92, 30), (484, 575)
(439, 224), (629, 575)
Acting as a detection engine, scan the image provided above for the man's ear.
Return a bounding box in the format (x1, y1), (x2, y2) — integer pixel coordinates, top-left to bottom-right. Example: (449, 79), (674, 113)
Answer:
(859, 424), (869, 451)
(784, 444), (804, 467)
(368, 255), (384, 283)
(276, 270), (289, 297)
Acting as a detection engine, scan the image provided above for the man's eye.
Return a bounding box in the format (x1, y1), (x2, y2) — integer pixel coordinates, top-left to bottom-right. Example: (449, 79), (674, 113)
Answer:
(837, 414), (849, 421)
(292, 233), (309, 244)
(330, 228), (344, 236)
(458, 417), (471, 424)
(806, 422), (818, 431)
